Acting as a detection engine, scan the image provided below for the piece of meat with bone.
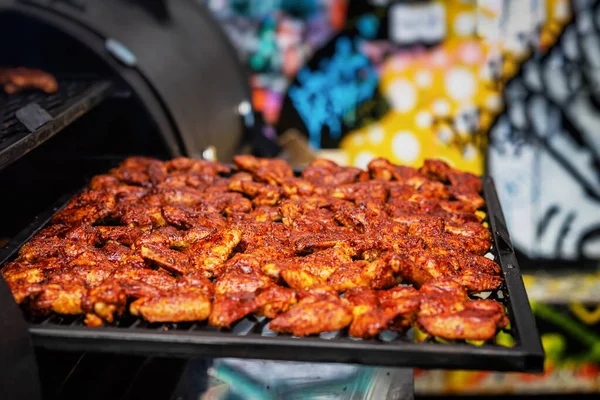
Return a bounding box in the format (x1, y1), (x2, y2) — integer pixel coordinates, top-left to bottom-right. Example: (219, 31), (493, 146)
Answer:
(263, 244), (354, 284)
(419, 159), (484, 209)
(417, 279), (508, 341)
(210, 264), (294, 328)
(327, 258), (397, 292)
(164, 157), (231, 176)
(185, 228), (242, 278)
(83, 277), (163, 324)
(392, 247), (502, 293)
(269, 285), (352, 336)
(130, 286), (212, 323)
(301, 159), (368, 186)
(233, 155), (293, 185)
(345, 286), (420, 338)
(31, 277), (88, 315)
(127, 270), (212, 324)
(209, 284), (296, 329)
(2, 262), (46, 304)
(368, 158), (427, 186)
(52, 190), (116, 226)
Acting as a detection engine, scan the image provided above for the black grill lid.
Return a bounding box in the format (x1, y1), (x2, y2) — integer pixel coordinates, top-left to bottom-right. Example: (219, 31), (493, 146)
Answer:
(0, 0), (252, 161)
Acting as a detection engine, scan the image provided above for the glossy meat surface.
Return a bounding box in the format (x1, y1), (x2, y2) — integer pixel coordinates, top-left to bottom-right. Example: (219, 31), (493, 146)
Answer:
(269, 286), (353, 336)
(417, 279), (509, 340)
(2, 156), (505, 341)
(345, 286), (420, 338)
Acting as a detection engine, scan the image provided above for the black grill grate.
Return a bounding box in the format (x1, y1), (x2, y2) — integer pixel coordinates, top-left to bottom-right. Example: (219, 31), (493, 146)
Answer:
(0, 79), (113, 171)
(0, 178), (544, 372)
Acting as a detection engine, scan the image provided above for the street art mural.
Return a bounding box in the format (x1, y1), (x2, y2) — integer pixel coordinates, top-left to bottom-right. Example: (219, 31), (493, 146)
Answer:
(489, 0), (600, 261)
(201, 0), (347, 125)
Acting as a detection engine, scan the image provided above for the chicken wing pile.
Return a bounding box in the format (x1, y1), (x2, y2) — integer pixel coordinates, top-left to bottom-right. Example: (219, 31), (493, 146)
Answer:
(2, 155), (508, 341)
(0, 67), (58, 95)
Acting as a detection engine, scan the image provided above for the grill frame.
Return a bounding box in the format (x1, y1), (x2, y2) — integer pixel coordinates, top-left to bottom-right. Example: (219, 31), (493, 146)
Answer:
(0, 79), (113, 171)
(0, 177), (544, 372)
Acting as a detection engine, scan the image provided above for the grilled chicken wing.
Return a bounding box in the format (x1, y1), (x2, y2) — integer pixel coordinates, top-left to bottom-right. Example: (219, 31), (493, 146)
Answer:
(2, 262), (45, 304)
(96, 226), (143, 246)
(53, 191), (116, 226)
(127, 269), (212, 325)
(210, 285), (296, 328)
(130, 286), (212, 323)
(327, 259), (396, 292)
(394, 247), (501, 293)
(84, 277), (163, 323)
(368, 158), (426, 186)
(112, 203), (167, 229)
(264, 244), (354, 282)
(185, 228), (242, 278)
(110, 266), (176, 292)
(211, 264), (292, 328)
(345, 286), (420, 338)
(290, 229), (375, 255)
(417, 279), (508, 340)
(31, 278), (88, 315)
(139, 244), (190, 275)
(217, 245), (293, 278)
(228, 173), (283, 206)
(214, 268), (272, 299)
(420, 159), (484, 209)
(331, 181), (389, 203)
(269, 286), (353, 336)
(280, 177), (315, 198)
(378, 286), (421, 329)
(345, 288), (383, 338)
(233, 155), (294, 185)
(164, 157), (231, 176)
(419, 300), (508, 341)
(56, 261), (118, 288)
(302, 159), (367, 186)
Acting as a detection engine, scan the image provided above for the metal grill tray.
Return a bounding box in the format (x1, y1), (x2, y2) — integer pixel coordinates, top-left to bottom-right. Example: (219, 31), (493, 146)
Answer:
(0, 178), (544, 372)
(0, 78), (113, 171)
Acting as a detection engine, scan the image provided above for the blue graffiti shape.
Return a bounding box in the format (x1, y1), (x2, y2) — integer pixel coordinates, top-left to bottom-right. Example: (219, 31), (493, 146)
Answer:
(288, 36), (379, 149)
(357, 14), (380, 39)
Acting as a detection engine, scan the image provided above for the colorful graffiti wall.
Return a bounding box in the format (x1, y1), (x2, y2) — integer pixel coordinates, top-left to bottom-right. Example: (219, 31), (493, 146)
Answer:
(201, 0), (347, 125)
(204, 0), (600, 394)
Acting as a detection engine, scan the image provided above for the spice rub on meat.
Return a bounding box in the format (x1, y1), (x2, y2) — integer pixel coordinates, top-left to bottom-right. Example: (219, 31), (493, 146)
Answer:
(2, 155), (507, 340)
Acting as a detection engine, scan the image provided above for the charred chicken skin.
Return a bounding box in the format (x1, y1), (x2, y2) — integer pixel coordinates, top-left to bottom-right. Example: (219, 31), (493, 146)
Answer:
(1, 156), (506, 341)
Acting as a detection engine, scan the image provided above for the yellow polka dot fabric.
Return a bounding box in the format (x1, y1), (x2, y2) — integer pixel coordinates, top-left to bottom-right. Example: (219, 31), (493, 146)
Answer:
(339, 0), (572, 175)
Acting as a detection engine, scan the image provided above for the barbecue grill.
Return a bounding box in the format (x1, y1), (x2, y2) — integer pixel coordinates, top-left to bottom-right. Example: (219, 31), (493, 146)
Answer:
(0, 1), (274, 398)
(0, 2), (543, 399)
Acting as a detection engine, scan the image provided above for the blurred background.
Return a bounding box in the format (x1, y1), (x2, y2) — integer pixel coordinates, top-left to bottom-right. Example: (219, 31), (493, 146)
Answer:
(200, 0), (600, 396)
